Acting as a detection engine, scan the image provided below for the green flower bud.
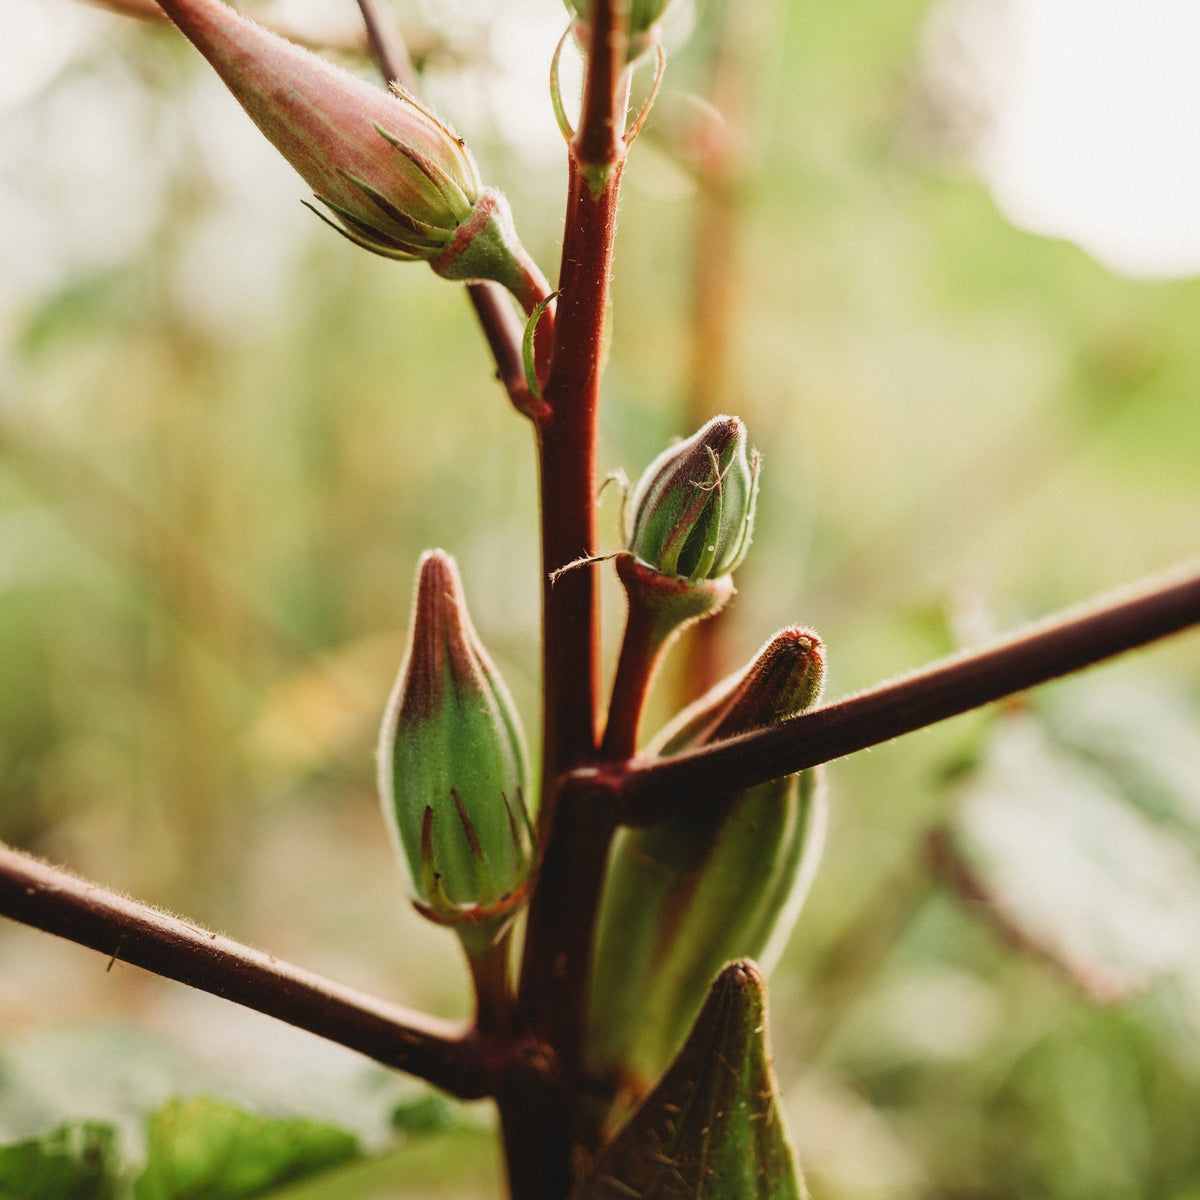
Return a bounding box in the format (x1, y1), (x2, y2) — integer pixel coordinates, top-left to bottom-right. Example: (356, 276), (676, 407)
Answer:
(378, 551), (535, 946)
(588, 628), (826, 1102)
(624, 415), (759, 586)
(157, 0), (549, 310)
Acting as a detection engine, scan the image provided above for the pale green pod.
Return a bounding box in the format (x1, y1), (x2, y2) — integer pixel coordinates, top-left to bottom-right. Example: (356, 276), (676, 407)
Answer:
(587, 628), (826, 1097)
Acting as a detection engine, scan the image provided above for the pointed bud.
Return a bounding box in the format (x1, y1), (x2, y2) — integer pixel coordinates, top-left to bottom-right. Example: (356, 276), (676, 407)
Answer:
(624, 415), (759, 586)
(576, 962), (807, 1200)
(589, 629), (827, 1102)
(653, 626), (825, 754)
(157, 0), (548, 308)
(378, 551), (534, 946)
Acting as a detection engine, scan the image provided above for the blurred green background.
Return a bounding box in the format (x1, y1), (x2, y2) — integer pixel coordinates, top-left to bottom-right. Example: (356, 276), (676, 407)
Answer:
(2, 0), (1200, 1195)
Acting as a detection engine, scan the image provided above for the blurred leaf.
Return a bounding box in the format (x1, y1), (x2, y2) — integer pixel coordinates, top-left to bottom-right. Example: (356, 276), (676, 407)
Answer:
(388, 1094), (461, 1137)
(574, 961), (805, 1200)
(1042, 678), (1200, 836)
(264, 1127), (500, 1200)
(16, 270), (139, 361)
(0, 1121), (120, 1200)
(132, 1097), (359, 1200)
(937, 713), (1200, 1004)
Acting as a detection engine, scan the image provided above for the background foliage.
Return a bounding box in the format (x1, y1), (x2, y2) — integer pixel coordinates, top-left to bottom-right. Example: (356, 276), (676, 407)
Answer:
(2, 0), (1199, 1194)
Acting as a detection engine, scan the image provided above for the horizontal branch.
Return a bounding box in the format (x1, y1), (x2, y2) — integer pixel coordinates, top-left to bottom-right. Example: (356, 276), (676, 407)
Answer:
(603, 560), (1200, 824)
(0, 842), (545, 1100)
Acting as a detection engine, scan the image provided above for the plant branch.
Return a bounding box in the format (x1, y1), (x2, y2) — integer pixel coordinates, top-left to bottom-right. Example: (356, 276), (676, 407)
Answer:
(604, 560), (1200, 823)
(572, 0), (629, 176)
(506, 1), (635, 1192)
(469, 283), (541, 410)
(355, 0), (417, 91)
(517, 88), (633, 1027)
(354, 0), (542, 416)
(0, 842), (548, 1101)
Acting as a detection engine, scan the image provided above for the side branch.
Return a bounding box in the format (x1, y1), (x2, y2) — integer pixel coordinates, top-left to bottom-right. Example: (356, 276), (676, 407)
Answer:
(0, 843), (533, 1100)
(354, 0), (539, 414)
(355, 0), (418, 91)
(611, 560), (1200, 824)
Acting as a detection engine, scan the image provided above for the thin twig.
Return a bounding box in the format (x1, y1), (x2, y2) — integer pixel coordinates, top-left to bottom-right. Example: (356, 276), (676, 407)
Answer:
(354, 0), (417, 90)
(607, 559), (1200, 824)
(468, 283), (541, 413)
(353, 0), (536, 417)
(0, 842), (549, 1100)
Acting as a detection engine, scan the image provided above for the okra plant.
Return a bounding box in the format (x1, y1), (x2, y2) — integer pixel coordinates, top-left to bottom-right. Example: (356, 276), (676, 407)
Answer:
(2, 0), (1200, 1197)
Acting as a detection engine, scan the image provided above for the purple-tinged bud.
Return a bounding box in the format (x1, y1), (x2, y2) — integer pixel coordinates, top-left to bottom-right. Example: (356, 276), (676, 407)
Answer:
(653, 626), (825, 753)
(624, 415), (759, 586)
(378, 551), (534, 946)
(157, 0), (549, 308)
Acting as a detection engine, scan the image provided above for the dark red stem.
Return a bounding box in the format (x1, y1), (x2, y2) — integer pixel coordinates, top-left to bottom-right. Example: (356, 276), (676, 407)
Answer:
(0, 842), (535, 1100)
(354, 0), (417, 91)
(609, 560), (1200, 823)
(600, 596), (675, 760)
(354, 0), (546, 416)
(465, 930), (515, 1038)
(501, 0), (633, 1191)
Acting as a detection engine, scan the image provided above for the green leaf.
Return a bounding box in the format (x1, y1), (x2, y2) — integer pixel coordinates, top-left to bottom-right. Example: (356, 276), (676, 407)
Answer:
(938, 712), (1200, 1004)
(133, 1097), (360, 1200)
(0, 1121), (120, 1200)
(574, 961), (806, 1200)
(388, 1094), (461, 1137)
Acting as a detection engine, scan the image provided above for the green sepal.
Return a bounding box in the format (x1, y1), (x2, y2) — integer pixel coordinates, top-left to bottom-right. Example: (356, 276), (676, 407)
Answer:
(522, 291), (560, 400)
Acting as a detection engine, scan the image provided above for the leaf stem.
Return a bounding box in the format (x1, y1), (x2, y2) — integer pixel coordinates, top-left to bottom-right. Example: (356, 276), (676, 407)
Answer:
(466, 929), (515, 1038)
(607, 560), (1200, 823)
(0, 842), (547, 1100)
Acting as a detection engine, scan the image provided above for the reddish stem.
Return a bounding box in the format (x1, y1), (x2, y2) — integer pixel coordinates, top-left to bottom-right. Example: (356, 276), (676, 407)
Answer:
(601, 599), (674, 760)
(600, 557), (732, 759)
(506, 160), (624, 1200)
(0, 842), (534, 1100)
(573, 0), (630, 179)
(608, 560), (1200, 823)
(355, 0), (548, 416)
(355, 0), (417, 91)
(466, 929), (515, 1038)
(504, 1), (633, 1191)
